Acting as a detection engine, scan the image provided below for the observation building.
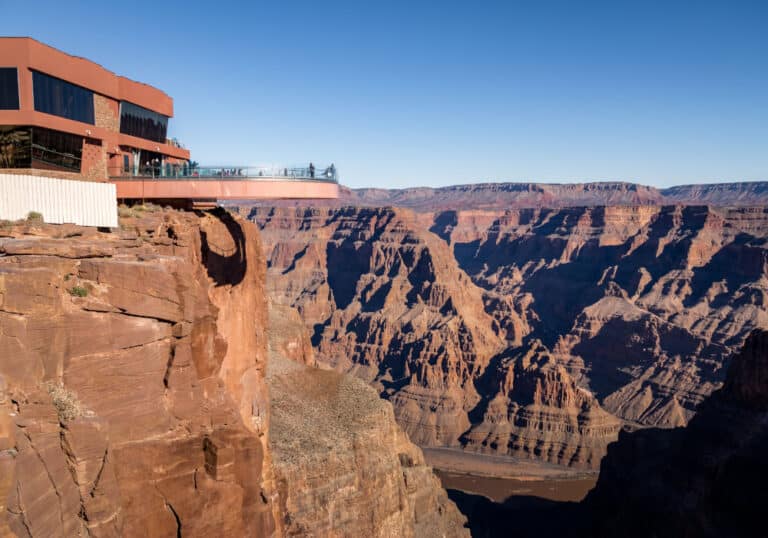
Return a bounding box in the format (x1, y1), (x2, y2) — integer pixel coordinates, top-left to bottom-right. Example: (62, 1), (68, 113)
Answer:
(0, 37), (338, 226)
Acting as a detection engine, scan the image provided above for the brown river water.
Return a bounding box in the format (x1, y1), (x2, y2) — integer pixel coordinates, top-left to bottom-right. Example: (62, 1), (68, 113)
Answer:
(424, 447), (598, 502)
(434, 469), (597, 503)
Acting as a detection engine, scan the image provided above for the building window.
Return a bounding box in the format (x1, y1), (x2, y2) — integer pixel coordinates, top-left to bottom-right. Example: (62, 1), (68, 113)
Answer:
(0, 68), (19, 110)
(31, 127), (82, 172)
(0, 126), (82, 172)
(123, 154), (130, 173)
(32, 71), (95, 124)
(119, 101), (168, 143)
(0, 126), (31, 168)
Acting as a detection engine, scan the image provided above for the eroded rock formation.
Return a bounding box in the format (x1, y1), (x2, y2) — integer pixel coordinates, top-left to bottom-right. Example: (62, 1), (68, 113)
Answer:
(234, 180), (768, 212)
(267, 305), (468, 537)
(461, 342), (620, 468)
(0, 208), (277, 537)
(250, 204), (768, 468)
(582, 329), (768, 537)
(0, 207), (469, 538)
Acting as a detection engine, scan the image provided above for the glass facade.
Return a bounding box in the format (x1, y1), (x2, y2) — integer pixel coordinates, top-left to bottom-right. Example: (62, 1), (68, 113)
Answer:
(31, 127), (82, 172)
(0, 126), (31, 168)
(32, 71), (95, 124)
(119, 101), (168, 143)
(0, 126), (82, 172)
(0, 68), (19, 110)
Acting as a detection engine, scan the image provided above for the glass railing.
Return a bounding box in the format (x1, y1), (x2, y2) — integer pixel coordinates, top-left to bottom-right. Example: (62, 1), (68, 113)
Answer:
(32, 144), (81, 172)
(109, 164), (338, 182)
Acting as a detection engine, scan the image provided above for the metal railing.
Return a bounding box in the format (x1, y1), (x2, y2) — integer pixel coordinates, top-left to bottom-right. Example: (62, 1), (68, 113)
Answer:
(109, 164), (338, 182)
(32, 144), (81, 173)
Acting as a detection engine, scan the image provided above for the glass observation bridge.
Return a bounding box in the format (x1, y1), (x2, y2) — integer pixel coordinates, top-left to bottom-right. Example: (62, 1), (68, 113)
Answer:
(109, 164), (339, 202)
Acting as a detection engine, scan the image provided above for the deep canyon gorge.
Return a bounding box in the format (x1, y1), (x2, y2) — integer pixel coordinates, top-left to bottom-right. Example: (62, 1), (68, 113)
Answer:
(1, 180), (767, 536)
(0, 208), (467, 537)
(248, 197), (768, 469)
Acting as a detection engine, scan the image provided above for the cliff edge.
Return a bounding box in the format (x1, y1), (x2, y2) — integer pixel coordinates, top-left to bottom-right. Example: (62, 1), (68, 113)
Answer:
(0, 206), (467, 537)
(0, 207), (277, 536)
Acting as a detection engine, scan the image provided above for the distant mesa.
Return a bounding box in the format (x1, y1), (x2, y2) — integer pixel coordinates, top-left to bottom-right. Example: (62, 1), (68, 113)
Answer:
(240, 180), (768, 212)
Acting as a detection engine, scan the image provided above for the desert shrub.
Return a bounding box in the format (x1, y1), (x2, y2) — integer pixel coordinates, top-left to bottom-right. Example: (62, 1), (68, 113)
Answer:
(118, 205), (135, 218)
(45, 382), (84, 421)
(68, 285), (88, 297)
(26, 211), (43, 222)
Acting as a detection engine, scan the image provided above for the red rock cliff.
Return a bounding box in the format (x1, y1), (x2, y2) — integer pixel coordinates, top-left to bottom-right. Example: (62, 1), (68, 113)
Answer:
(0, 208), (277, 537)
(249, 204), (768, 469)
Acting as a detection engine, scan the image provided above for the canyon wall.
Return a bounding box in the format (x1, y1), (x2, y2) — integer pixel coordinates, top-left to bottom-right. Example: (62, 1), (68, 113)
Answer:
(445, 330), (768, 538)
(582, 328), (768, 537)
(267, 305), (468, 537)
(233, 180), (768, 212)
(0, 207), (468, 537)
(0, 208), (278, 537)
(661, 181), (768, 206)
(250, 204), (768, 468)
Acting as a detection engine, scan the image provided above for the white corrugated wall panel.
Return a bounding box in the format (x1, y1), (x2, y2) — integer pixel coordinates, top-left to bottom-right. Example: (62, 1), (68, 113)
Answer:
(0, 174), (118, 228)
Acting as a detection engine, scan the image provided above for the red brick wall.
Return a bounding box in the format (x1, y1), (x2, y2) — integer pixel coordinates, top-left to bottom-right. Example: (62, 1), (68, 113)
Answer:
(94, 94), (120, 133)
(81, 137), (108, 181)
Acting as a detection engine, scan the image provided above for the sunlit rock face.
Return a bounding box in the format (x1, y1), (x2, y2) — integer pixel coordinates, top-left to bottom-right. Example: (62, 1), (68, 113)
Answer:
(0, 207), (472, 538)
(0, 208), (278, 537)
(238, 180), (768, 212)
(267, 304), (469, 538)
(250, 204), (768, 468)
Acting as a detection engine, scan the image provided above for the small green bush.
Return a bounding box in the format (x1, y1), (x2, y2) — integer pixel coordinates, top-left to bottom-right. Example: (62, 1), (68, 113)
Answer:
(45, 382), (84, 421)
(26, 211), (43, 222)
(68, 285), (88, 297)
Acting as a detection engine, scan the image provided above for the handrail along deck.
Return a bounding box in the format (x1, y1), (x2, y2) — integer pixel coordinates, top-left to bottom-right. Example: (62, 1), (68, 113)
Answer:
(108, 164), (338, 182)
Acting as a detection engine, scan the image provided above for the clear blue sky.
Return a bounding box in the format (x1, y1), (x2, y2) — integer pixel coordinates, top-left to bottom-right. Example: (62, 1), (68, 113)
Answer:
(3, 0), (767, 188)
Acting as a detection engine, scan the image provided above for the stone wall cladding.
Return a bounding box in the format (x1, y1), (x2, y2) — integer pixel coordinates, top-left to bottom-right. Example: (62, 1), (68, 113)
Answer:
(94, 94), (120, 133)
(81, 137), (108, 181)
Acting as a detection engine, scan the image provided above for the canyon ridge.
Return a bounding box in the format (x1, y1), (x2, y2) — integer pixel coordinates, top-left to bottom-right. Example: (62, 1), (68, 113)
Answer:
(244, 181), (768, 468)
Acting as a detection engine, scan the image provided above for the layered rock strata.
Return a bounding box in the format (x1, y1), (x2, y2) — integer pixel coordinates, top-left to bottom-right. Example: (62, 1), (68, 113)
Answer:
(250, 204), (768, 467)
(582, 329), (768, 537)
(445, 205), (768, 426)
(267, 305), (468, 537)
(0, 207), (469, 537)
(233, 180), (768, 212)
(0, 208), (278, 536)
(461, 342), (620, 468)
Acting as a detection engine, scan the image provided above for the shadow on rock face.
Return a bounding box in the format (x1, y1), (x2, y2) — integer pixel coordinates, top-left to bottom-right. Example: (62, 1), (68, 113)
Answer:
(429, 210), (459, 242)
(200, 208), (247, 287)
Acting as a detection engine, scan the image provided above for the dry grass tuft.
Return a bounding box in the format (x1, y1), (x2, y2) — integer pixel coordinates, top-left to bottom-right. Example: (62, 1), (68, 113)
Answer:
(45, 382), (84, 421)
